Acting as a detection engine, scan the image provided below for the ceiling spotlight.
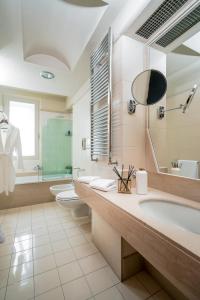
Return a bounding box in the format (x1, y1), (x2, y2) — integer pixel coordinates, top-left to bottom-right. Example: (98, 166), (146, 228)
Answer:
(40, 71), (55, 79)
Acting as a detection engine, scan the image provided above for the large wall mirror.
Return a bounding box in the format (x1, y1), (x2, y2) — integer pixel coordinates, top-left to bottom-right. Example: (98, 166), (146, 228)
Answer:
(149, 30), (200, 180)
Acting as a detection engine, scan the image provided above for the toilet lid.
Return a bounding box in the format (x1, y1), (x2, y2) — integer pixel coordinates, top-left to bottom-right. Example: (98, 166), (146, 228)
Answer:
(57, 190), (79, 200)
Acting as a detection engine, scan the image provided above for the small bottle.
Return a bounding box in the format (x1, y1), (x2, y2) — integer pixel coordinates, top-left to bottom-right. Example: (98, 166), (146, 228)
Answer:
(136, 169), (148, 195)
(170, 167), (181, 176)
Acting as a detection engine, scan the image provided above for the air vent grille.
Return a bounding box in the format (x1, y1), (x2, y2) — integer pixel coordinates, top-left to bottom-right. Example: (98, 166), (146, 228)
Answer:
(156, 4), (200, 47)
(136, 0), (188, 39)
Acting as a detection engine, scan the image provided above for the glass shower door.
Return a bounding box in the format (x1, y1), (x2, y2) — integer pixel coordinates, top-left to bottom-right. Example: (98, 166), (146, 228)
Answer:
(42, 118), (72, 181)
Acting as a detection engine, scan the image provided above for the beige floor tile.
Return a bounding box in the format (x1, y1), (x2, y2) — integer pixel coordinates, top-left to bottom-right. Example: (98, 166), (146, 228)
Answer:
(116, 276), (150, 300)
(15, 227), (32, 235)
(73, 243), (98, 259)
(32, 226), (48, 237)
(8, 261), (33, 285)
(0, 254), (11, 270)
(69, 234), (87, 248)
(62, 277), (92, 300)
(16, 224), (31, 231)
(84, 233), (92, 242)
(49, 230), (66, 242)
(34, 269), (60, 296)
(11, 249), (33, 266)
(65, 227), (82, 238)
(79, 223), (91, 234)
(47, 224), (63, 233)
(0, 268), (9, 288)
(31, 215), (44, 222)
(94, 286), (124, 300)
(86, 266), (119, 295)
(79, 252), (107, 275)
(34, 254), (56, 275)
(54, 249), (76, 267)
(13, 240), (33, 253)
(33, 244), (53, 259)
(2, 235), (14, 245)
(60, 215), (73, 223)
(33, 235), (50, 248)
(34, 287), (64, 300)
(14, 233), (33, 243)
(5, 278), (34, 300)
(0, 244), (13, 257)
(62, 221), (77, 230)
(51, 239), (71, 253)
(0, 287), (6, 300)
(58, 261), (83, 284)
(31, 223), (47, 230)
(32, 220), (46, 227)
(149, 290), (172, 300)
(136, 271), (161, 295)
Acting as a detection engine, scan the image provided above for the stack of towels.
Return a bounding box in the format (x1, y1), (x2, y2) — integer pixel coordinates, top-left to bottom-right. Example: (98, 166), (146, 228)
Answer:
(77, 176), (100, 184)
(78, 176), (116, 192)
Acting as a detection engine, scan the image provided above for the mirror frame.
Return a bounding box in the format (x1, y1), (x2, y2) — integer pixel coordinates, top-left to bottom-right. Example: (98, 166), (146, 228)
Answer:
(145, 27), (200, 200)
(131, 69), (167, 106)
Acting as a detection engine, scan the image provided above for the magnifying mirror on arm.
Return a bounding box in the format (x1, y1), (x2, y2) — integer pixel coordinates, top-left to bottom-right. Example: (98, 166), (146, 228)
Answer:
(128, 69), (167, 114)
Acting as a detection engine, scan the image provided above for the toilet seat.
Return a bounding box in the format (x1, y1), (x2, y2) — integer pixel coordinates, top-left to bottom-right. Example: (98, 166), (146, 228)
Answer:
(56, 190), (89, 219)
(56, 190), (82, 208)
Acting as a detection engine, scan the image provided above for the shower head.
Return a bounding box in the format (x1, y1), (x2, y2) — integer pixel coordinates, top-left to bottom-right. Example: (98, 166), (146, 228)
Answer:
(182, 84), (198, 113)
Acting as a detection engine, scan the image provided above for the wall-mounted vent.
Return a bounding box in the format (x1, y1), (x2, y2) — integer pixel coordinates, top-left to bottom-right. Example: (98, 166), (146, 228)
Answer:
(136, 0), (188, 39)
(156, 4), (200, 47)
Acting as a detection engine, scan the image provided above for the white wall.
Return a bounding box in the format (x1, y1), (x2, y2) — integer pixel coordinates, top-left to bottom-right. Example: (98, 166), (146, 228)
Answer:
(148, 48), (167, 168)
(72, 36), (146, 178)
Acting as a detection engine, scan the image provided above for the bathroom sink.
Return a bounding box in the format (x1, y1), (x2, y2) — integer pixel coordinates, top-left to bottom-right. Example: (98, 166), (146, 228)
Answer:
(139, 199), (200, 234)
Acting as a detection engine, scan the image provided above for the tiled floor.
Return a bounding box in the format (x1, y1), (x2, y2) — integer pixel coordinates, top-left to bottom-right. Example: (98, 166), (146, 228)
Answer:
(0, 202), (172, 300)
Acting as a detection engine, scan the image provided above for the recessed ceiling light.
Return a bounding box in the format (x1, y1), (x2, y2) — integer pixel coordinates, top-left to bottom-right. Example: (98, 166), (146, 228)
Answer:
(40, 71), (55, 79)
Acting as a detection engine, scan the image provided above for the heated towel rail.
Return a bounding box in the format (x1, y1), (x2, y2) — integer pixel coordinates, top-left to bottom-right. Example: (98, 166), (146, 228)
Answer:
(90, 28), (117, 164)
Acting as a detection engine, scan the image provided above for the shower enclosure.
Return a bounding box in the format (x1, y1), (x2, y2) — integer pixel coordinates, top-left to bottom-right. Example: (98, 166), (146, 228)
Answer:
(41, 115), (72, 181)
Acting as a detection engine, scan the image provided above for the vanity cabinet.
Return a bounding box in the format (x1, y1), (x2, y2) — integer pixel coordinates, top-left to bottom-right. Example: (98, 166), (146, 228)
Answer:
(75, 181), (200, 300)
(92, 210), (144, 280)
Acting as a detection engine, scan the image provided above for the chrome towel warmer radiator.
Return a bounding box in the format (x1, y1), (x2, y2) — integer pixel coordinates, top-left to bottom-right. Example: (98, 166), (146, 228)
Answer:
(90, 28), (117, 164)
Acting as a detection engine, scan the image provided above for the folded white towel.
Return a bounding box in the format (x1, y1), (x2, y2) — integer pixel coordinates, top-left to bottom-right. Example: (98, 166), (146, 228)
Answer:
(78, 176), (100, 184)
(178, 160), (199, 179)
(89, 179), (116, 192)
(90, 184), (116, 192)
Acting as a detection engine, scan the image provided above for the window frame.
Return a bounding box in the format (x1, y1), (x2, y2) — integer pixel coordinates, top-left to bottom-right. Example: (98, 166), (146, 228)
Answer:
(4, 95), (39, 160)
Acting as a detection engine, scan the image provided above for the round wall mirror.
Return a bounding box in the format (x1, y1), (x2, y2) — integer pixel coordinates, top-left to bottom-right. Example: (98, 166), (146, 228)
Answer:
(131, 69), (167, 106)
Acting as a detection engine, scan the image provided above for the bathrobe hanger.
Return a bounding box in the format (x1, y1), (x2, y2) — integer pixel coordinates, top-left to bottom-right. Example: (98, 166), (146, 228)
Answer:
(0, 111), (9, 129)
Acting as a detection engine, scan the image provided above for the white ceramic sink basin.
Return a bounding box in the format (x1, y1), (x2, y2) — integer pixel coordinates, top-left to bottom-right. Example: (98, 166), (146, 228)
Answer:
(139, 200), (200, 234)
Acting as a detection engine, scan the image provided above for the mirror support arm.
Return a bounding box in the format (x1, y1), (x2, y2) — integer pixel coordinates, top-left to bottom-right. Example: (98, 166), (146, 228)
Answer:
(158, 104), (184, 119)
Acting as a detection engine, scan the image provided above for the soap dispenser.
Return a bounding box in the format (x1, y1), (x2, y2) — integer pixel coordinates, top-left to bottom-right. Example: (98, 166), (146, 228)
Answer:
(136, 169), (148, 195)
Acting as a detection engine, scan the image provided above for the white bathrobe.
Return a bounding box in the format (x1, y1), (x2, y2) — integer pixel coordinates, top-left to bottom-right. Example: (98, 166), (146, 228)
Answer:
(0, 124), (23, 195)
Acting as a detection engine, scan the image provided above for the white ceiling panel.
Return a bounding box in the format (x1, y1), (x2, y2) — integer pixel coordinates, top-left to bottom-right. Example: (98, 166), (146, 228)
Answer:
(22, 0), (107, 70)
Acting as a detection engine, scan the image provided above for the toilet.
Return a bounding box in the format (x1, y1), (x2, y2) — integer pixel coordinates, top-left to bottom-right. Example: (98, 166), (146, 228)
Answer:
(56, 190), (89, 219)
(50, 183), (74, 196)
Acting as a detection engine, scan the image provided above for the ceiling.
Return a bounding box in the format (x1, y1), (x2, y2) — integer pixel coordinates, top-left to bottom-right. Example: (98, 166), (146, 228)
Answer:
(22, 0), (106, 71)
(183, 31), (200, 54)
(0, 0), (128, 97)
(167, 29), (200, 76)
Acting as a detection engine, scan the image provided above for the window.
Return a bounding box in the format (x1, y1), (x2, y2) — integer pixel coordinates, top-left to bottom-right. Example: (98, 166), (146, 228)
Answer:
(5, 97), (39, 158)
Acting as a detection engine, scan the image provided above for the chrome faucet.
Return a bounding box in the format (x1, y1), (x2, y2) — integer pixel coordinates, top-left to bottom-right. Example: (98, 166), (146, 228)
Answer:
(73, 167), (85, 179)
